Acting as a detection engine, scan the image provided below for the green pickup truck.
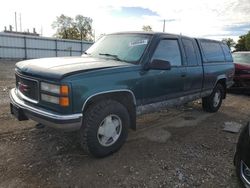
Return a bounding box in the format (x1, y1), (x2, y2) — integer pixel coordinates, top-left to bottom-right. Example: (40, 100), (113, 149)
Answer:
(10, 32), (234, 157)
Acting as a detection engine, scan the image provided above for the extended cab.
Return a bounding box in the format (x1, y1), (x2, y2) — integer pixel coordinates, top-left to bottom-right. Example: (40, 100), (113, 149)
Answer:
(10, 32), (234, 157)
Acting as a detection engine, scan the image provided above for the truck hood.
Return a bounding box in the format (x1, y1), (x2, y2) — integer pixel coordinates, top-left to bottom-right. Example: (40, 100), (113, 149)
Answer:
(16, 56), (131, 80)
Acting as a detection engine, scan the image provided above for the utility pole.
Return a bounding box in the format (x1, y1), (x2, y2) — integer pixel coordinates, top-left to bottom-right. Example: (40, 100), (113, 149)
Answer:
(163, 19), (165, 32)
(15, 12), (17, 31)
(40, 26), (43, 36)
(19, 13), (22, 32)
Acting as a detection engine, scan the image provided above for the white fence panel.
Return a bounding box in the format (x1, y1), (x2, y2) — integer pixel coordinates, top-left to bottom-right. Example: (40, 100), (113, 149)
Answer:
(0, 33), (93, 59)
(27, 49), (56, 59)
(26, 38), (56, 49)
(0, 35), (25, 47)
(0, 48), (25, 59)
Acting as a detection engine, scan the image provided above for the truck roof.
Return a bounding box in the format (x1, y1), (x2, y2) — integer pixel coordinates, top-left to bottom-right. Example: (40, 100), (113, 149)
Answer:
(110, 31), (189, 38)
(109, 31), (221, 43)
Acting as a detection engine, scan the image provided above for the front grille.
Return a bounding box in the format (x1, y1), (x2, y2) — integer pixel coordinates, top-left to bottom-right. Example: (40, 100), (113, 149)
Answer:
(16, 73), (39, 102)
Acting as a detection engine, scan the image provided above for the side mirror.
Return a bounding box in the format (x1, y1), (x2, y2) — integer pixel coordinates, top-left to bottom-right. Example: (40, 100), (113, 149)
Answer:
(147, 59), (171, 70)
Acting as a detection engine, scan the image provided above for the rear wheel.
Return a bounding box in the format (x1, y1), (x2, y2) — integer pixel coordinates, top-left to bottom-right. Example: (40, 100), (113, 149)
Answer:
(202, 83), (224, 113)
(79, 99), (130, 158)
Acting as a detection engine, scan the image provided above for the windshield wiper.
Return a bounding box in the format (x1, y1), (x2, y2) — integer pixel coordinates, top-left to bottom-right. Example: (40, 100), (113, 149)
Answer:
(99, 53), (123, 61)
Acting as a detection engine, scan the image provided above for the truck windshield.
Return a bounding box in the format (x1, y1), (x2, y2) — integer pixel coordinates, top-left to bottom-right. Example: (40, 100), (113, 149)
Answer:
(233, 53), (250, 64)
(83, 34), (152, 64)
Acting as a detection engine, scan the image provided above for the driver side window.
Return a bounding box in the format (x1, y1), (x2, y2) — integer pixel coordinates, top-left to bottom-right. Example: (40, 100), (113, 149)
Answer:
(152, 39), (182, 66)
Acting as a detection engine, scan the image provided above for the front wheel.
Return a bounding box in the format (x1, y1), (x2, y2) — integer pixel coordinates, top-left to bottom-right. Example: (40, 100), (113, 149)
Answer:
(79, 100), (130, 158)
(202, 83), (225, 113)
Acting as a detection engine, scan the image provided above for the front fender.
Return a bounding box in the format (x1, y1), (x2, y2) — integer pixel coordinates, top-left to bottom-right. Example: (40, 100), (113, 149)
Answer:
(81, 89), (136, 112)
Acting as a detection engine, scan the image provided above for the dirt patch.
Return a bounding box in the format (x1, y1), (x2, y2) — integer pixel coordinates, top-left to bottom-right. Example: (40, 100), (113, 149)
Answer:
(0, 60), (248, 187)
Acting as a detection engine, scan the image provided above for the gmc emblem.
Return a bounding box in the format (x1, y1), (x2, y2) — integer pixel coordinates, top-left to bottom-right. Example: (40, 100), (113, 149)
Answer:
(18, 82), (30, 93)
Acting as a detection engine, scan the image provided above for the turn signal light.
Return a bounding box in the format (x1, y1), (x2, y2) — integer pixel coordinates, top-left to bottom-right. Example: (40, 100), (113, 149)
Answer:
(60, 85), (69, 95)
(60, 97), (69, 107)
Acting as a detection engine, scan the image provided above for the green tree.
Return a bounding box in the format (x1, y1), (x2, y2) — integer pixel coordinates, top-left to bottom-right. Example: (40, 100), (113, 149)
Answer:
(52, 14), (74, 39)
(75, 15), (93, 41)
(52, 14), (93, 41)
(222, 38), (235, 50)
(245, 31), (250, 50)
(234, 31), (250, 51)
(66, 25), (80, 39)
(142, 25), (153, 32)
(235, 35), (247, 51)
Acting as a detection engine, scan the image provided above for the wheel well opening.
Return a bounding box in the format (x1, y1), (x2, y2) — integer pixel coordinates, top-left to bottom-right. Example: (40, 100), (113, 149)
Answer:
(83, 92), (136, 130)
(217, 78), (226, 99)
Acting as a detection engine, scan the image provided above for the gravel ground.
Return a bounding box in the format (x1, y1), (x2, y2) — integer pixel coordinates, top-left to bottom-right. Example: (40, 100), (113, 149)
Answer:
(0, 60), (248, 188)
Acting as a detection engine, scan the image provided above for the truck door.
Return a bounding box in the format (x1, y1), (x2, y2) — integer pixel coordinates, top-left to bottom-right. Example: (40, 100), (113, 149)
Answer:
(141, 38), (186, 105)
(181, 37), (203, 95)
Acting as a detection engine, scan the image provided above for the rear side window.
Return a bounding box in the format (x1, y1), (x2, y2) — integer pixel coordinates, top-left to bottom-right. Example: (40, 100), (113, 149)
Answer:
(200, 40), (225, 62)
(182, 38), (198, 66)
(221, 43), (233, 62)
(152, 39), (182, 66)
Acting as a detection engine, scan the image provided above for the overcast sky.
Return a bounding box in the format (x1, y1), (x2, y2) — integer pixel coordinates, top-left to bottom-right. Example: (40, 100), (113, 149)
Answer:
(0, 0), (249, 41)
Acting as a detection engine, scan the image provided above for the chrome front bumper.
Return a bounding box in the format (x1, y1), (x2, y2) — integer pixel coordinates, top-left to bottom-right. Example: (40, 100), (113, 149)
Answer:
(9, 88), (82, 131)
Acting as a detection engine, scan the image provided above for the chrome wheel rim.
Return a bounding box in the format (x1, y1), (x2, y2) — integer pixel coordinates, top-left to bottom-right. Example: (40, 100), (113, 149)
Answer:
(240, 160), (250, 187)
(213, 90), (221, 107)
(97, 114), (122, 147)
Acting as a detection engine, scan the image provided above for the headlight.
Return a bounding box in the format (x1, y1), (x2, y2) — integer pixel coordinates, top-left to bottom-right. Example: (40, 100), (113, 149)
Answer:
(41, 82), (69, 95)
(41, 94), (59, 104)
(41, 82), (60, 94)
(40, 82), (69, 106)
(41, 94), (69, 107)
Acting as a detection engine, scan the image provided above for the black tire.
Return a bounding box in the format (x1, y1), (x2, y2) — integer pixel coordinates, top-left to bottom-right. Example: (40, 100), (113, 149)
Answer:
(234, 153), (245, 188)
(79, 99), (130, 158)
(202, 83), (225, 113)
(234, 123), (250, 187)
(234, 153), (241, 181)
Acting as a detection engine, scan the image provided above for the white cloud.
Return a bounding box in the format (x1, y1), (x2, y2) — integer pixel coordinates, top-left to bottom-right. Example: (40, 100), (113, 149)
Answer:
(0, 0), (249, 41)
